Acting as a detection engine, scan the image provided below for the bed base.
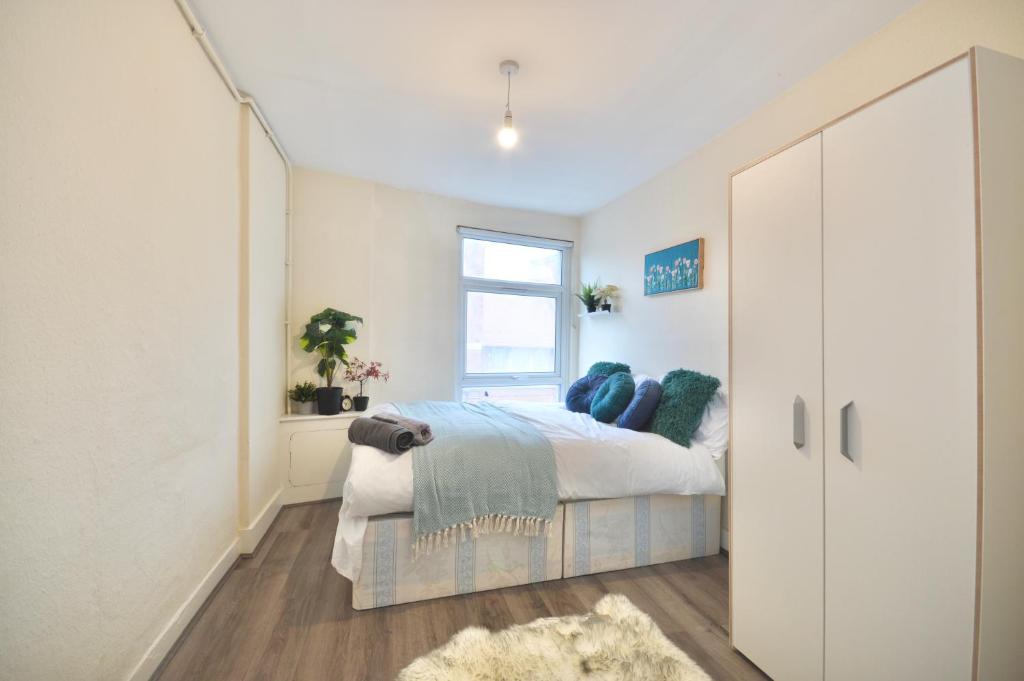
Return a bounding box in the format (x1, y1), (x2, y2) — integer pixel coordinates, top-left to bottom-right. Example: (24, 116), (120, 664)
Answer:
(351, 494), (721, 610)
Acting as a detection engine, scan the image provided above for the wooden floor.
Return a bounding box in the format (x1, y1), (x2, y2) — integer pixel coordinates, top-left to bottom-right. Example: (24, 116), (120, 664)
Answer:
(155, 500), (768, 681)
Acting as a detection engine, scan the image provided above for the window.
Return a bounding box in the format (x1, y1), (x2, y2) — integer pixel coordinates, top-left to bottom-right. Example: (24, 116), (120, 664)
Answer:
(458, 227), (572, 403)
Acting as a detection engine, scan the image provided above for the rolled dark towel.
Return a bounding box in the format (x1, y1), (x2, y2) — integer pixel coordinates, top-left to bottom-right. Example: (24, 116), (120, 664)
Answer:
(348, 416), (414, 454)
(372, 413), (434, 445)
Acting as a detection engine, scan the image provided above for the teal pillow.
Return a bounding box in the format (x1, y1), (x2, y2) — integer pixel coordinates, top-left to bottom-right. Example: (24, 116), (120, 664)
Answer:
(590, 372), (636, 423)
(650, 369), (721, 447)
(587, 361), (631, 378)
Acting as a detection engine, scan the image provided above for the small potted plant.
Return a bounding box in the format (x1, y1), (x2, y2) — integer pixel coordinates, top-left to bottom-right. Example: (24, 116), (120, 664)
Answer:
(287, 381), (318, 415)
(576, 281), (601, 313)
(299, 308), (363, 415)
(595, 284), (619, 312)
(345, 357), (390, 411)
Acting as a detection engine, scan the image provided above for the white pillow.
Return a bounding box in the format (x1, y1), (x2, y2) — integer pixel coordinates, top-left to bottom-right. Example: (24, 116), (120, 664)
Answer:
(691, 389), (729, 458)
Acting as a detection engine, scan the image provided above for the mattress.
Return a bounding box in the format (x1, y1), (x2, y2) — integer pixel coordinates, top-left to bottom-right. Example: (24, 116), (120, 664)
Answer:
(343, 401), (726, 518)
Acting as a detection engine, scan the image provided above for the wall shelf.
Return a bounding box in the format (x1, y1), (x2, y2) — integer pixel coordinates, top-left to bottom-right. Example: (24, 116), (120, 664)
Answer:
(578, 309), (615, 318)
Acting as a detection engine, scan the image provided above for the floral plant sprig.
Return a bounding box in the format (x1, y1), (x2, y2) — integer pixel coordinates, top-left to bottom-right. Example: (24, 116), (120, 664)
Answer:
(344, 358), (390, 397)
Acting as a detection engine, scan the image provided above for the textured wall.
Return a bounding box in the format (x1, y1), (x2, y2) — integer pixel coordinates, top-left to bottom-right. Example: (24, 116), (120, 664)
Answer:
(240, 107), (287, 528)
(0, 1), (241, 679)
(288, 168), (581, 404)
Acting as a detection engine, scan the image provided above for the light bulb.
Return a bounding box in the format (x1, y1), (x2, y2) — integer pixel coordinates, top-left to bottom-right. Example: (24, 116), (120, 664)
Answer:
(497, 124), (518, 149)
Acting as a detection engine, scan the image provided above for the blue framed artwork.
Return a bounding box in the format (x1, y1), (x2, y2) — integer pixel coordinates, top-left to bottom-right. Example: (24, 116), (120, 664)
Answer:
(644, 238), (704, 295)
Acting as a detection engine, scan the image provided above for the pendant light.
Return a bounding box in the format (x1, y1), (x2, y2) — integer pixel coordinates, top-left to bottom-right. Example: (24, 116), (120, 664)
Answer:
(497, 60), (520, 149)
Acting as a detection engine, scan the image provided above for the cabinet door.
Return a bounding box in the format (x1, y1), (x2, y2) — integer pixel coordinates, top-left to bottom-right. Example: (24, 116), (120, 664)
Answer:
(731, 133), (823, 681)
(288, 427), (352, 486)
(822, 59), (977, 681)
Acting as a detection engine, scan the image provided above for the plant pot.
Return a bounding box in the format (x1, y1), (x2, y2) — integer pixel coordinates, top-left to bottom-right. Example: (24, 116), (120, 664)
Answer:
(353, 395), (370, 412)
(586, 304), (598, 313)
(291, 400), (315, 415)
(600, 302), (612, 312)
(316, 387), (343, 415)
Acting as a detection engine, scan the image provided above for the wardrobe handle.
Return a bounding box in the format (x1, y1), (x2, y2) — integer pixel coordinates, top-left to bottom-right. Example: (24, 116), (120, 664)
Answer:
(793, 396), (805, 450)
(840, 401), (854, 462)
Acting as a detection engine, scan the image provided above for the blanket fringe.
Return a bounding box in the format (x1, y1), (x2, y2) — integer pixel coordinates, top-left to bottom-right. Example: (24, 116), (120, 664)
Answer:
(412, 514), (553, 560)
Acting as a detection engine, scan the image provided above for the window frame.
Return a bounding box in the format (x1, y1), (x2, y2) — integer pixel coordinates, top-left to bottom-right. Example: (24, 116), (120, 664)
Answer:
(456, 226), (573, 402)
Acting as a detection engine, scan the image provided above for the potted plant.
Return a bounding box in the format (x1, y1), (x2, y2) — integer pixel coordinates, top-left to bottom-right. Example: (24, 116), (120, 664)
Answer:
(595, 284), (620, 312)
(575, 281), (601, 313)
(299, 308), (363, 415)
(345, 357), (390, 411)
(287, 381), (318, 415)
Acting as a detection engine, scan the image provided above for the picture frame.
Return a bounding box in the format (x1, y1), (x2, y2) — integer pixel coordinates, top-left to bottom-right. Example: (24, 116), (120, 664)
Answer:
(643, 237), (704, 295)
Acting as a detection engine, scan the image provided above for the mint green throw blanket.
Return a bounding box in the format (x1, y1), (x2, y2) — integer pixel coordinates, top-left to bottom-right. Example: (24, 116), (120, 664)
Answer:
(395, 401), (557, 557)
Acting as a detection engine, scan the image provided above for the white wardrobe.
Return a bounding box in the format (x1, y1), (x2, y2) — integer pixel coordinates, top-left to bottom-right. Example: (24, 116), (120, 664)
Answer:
(730, 48), (1023, 681)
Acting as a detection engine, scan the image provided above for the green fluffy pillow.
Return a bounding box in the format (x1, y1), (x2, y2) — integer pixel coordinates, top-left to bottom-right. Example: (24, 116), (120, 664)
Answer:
(590, 372), (636, 423)
(587, 361), (631, 378)
(650, 369), (721, 447)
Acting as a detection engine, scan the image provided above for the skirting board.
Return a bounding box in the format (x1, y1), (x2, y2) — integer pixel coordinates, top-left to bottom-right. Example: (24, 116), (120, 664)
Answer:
(239, 488), (283, 554)
(126, 538), (239, 681)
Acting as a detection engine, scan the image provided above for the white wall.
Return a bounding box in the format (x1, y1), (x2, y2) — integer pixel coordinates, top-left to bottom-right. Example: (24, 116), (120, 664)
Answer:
(0, 2), (242, 680)
(578, 0), (1024, 533)
(581, 0), (1024, 380)
(238, 107), (287, 544)
(289, 168), (581, 403)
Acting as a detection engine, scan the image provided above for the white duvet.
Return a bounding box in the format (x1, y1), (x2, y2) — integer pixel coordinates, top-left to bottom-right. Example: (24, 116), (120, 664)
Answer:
(332, 400), (726, 580)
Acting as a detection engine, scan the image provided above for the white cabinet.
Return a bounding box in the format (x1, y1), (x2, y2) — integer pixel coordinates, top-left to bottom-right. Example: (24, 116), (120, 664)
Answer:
(278, 413), (357, 504)
(821, 59), (977, 681)
(730, 48), (1024, 681)
(731, 134), (823, 681)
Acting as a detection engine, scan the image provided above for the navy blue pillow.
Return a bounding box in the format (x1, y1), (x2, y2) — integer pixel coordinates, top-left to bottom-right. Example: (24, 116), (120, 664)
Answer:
(617, 379), (663, 430)
(565, 374), (608, 413)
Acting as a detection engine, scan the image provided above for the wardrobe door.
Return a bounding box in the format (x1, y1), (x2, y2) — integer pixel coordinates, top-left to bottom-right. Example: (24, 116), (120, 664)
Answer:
(822, 59), (977, 680)
(731, 134), (823, 681)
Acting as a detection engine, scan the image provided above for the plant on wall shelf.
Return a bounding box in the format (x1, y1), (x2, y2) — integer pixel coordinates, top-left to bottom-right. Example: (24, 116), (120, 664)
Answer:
(344, 358), (390, 412)
(299, 308), (363, 415)
(575, 280), (601, 313)
(595, 284), (620, 312)
(287, 381), (318, 415)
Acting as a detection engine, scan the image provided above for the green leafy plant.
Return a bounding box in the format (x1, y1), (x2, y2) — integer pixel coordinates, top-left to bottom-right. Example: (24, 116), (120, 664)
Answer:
(575, 280), (601, 309)
(299, 308), (363, 387)
(287, 381), (317, 403)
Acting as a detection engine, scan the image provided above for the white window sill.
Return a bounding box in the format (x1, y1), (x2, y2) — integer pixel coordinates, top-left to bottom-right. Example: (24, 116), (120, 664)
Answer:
(279, 412), (362, 424)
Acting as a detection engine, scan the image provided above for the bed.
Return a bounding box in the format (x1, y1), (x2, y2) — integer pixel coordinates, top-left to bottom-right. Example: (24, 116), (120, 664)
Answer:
(332, 399), (726, 609)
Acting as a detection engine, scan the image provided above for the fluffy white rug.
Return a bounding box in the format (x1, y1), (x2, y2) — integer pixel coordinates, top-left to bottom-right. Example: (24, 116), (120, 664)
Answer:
(398, 593), (712, 681)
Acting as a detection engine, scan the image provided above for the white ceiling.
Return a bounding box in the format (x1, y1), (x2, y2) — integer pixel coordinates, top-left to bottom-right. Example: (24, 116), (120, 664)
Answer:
(191, 0), (917, 215)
